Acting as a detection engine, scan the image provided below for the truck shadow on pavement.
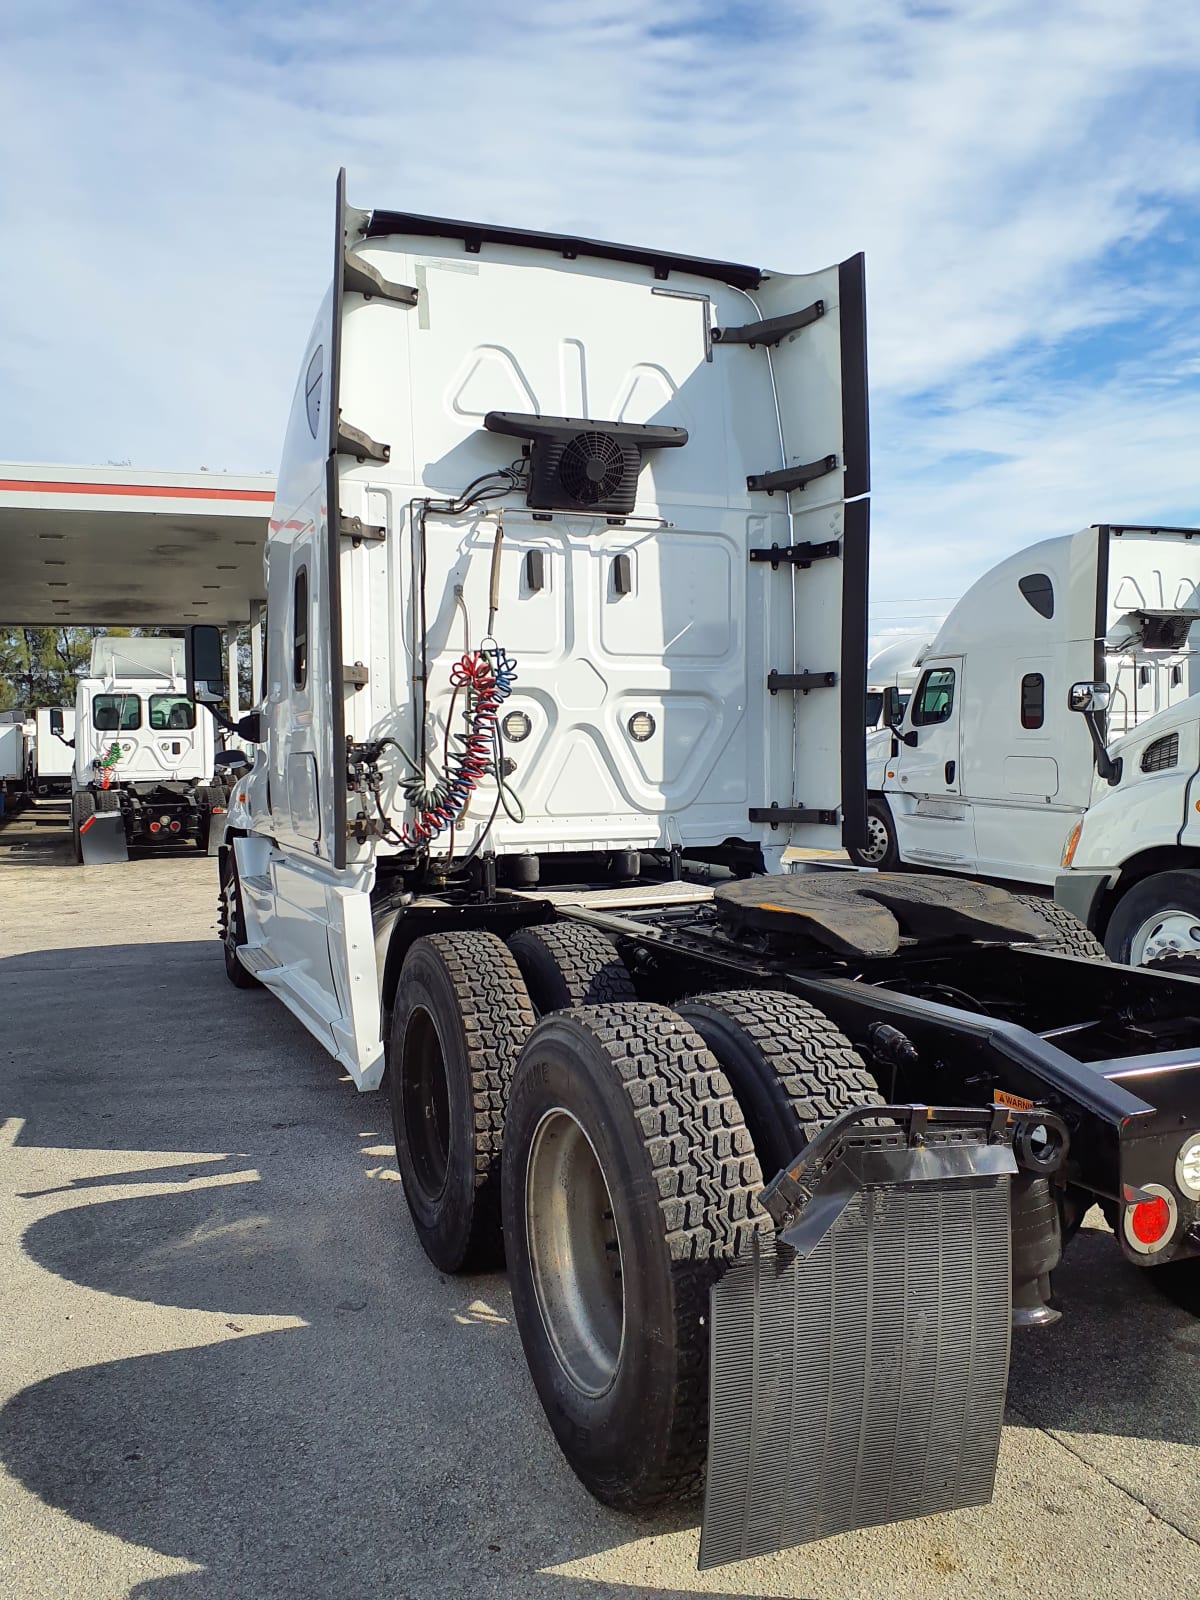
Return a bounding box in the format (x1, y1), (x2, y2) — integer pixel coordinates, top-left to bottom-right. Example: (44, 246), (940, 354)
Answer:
(1, 942), (1197, 1599)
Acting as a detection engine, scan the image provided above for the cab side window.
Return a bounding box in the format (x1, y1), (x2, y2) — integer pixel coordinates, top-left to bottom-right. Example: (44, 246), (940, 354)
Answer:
(911, 667), (955, 726)
(293, 566), (309, 690)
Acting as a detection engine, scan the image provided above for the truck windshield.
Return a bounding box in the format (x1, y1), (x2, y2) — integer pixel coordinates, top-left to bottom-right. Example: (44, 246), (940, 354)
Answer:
(149, 694), (196, 731)
(92, 694), (140, 732)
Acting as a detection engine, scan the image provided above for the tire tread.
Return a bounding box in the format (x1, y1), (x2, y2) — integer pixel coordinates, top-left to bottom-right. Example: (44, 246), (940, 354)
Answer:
(1011, 894), (1108, 960)
(558, 1002), (765, 1505)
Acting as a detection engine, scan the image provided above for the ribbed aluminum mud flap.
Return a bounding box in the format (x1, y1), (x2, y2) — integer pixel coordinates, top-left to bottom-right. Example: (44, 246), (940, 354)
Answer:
(700, 1170), (1013, 1568)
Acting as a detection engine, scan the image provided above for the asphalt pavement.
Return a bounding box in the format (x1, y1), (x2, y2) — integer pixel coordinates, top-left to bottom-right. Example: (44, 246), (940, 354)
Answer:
(1, 799), (1197, 1599)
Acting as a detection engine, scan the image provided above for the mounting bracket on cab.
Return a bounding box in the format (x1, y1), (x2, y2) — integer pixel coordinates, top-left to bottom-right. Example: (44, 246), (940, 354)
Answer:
(747, 455), (838, 494)
(748, 802), (837, 827)
(749, 538), (841, 569)
(712, 299), (824, 348)
(767, 670), (836, 694)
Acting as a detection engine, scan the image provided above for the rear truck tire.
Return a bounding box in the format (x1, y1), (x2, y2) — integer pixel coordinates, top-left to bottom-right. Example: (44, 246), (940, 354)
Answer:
(70, 789), (95, 864)
(501, 1004), (764, 1509)
(846, 796), (898, 870)
(218, 848), (262, 990)
(507, 922), (636, 1014)
(390, 932), (535, 1274)
(96, 786), (121, 812)
(1102, 871), (1200, 967)
(676, 990), (885, 1180)
(1010, 893), (1108, 960)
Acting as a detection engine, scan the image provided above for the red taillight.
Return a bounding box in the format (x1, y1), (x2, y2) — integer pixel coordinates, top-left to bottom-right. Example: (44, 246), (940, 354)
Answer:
(169, 821), (181, 832)
(1130, 1196), (1171, 1245)
(149, 822), (161, 833)
(1122, 1184), (1178, 1255)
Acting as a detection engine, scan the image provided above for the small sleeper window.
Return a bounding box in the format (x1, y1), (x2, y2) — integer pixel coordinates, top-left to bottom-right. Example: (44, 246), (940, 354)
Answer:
(1020, 672), (1045, 729)
(293, 567), (309, 689)
(1018, 573), (1055, 619)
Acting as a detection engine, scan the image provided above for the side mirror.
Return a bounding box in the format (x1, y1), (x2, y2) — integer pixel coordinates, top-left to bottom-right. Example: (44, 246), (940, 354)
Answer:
(881, 686), (904, 728)
(1068, 681), (1112, 713)
(185, 625), (227, 705)
(1067, 682), (1121, 784)
(49, 708), (64, 736)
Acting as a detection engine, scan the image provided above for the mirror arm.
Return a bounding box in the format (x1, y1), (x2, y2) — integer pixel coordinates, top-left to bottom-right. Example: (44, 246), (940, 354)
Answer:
(1083, 711), (1122, 785)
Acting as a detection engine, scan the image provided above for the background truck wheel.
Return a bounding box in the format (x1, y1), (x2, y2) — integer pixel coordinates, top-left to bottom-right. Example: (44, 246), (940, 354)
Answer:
(501, 1004), (764, 1510)
(677, 990), (884, 1179)
(1146, 952), (1200, 979)
(70, 790), (95, 864)
(390, 932), (534, 1274)
(218, 851), (262, 990)
(846, 797), (898, 870)
(1011, 894), (1108, 959)
(1102, 872), (1200, 967)
(507, 923), (636, 1013)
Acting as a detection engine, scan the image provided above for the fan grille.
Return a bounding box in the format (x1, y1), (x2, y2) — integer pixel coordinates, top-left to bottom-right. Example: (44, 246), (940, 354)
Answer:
(558, 432), (627, 506)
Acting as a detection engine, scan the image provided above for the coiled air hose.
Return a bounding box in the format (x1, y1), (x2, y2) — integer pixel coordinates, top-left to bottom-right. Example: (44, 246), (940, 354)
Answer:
(397, 646), (517, 846)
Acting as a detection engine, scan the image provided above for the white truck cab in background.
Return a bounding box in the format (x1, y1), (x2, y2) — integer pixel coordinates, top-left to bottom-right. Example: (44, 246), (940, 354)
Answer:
(856, 524), (1200, 962)
(865, 634), (925, 729)
(70, 636), (226, 863)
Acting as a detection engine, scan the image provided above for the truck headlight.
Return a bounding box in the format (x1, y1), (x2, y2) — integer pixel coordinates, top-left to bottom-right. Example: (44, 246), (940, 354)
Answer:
(1176, 1134), (1200, 1199)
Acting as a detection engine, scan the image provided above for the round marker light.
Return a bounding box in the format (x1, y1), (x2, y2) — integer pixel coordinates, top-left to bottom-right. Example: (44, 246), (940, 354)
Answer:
(502, 710), (532, 742)
(1122, 1183), (1177, 1254)
(1176, 1134), (1200, 1199)
(628, 711), (656, 742)
(149, 822), (161, 833)
(169, 821), (181, 833)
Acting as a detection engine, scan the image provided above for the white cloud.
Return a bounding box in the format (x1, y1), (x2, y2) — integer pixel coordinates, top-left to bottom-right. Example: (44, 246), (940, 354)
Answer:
(2, 0), (1200, 615)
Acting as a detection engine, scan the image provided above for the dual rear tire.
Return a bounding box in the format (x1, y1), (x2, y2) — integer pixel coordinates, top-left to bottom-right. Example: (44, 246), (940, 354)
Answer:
(388, 924), (881, 1507)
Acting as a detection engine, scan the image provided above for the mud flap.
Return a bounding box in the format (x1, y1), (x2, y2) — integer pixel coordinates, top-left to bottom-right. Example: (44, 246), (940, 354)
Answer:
(79, 812), (130, 865)
(700, 1107), (1018, 1569)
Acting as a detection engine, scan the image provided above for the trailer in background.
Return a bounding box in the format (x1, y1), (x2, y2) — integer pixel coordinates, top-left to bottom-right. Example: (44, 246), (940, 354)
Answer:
(28, 706), (76, 795)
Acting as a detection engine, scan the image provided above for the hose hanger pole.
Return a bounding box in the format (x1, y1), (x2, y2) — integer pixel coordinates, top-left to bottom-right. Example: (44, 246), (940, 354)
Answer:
(488, 514), (504, 637)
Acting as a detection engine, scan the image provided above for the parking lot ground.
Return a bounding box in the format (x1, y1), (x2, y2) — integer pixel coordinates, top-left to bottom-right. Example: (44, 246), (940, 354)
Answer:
(1, 804), (1198, 1599)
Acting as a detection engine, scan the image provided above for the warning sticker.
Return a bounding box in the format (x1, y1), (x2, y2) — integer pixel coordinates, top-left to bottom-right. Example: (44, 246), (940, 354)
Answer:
(994, 1089), (1035, 1112)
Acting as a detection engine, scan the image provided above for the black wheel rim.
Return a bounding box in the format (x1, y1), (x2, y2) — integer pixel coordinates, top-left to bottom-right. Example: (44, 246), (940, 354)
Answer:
(401, 1007), (452, 1203)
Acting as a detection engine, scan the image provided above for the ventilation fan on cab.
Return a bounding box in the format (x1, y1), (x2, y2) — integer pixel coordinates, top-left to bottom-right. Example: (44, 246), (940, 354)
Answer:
(484, 411), (688, 515)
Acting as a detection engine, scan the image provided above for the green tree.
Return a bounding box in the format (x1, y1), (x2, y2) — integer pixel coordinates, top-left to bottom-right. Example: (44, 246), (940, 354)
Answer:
(0, 627), (132, 712)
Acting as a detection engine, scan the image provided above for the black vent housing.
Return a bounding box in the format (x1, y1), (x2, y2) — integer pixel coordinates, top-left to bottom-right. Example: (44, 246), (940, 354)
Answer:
(484, 412), (687, 515)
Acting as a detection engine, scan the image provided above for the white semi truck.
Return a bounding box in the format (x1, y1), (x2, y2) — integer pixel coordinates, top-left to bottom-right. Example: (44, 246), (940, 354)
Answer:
(854, 525), (1199, 964)
(70, 636), (228, 864)
(185, 176), (1200, 1569)
(864, 633), (925, 728)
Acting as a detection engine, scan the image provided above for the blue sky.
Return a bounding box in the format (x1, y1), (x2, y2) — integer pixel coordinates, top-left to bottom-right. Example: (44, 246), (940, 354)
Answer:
(3, 0), (1200, 645)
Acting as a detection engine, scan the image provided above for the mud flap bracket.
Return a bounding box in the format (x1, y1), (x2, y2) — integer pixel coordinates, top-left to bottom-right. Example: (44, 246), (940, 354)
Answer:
(700, 1105), (1019, 1569)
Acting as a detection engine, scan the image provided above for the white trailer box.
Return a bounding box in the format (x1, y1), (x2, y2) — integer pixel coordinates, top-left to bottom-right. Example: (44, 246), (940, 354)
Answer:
(31, 706), (76, 792)
(0, 719), (26, 783)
